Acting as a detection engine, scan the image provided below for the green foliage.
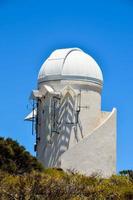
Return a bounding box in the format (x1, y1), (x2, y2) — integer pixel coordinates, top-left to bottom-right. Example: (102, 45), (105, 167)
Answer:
(0, 137), (44, 174)
(0, 170), (132, 199)
(119, 170), (133, 182)
(0, 137), (132, 199)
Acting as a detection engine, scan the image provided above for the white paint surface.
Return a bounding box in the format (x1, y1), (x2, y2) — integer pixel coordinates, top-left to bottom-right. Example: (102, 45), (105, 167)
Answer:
(38, 48), (103, 84)
(28, 48), (116, 177)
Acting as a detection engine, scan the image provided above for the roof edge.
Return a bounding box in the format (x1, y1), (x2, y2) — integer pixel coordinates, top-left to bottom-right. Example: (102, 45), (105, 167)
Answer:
(38, 75), (103, 86)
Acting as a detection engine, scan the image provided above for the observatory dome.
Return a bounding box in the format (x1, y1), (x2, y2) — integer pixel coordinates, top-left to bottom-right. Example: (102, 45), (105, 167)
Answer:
(38, 48), (103, 86)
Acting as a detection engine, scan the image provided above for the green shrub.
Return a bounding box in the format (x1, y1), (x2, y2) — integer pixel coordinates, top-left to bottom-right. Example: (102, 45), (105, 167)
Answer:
(0, 170), (132, 199)
(0, 137), (44, 174)
(0, 137), (132, 199)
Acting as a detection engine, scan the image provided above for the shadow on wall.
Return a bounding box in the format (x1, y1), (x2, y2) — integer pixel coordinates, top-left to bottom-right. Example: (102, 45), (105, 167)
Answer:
(45, 92), (81, 168)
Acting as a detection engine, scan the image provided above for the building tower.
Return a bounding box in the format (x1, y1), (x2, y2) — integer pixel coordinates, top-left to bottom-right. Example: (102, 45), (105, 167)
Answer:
(25, 48), (116, 177)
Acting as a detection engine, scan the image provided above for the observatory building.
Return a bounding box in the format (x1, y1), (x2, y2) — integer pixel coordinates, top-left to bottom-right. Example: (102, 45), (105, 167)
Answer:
(25, 48), (116, 177)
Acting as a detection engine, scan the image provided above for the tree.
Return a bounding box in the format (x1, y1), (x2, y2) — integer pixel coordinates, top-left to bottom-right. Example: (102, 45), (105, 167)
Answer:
(119, 170), (133, 181)
(0, 137), (44, 174)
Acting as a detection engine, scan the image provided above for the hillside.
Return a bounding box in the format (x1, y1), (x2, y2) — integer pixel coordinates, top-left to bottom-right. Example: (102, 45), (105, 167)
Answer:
(0, 137), (133, 200)
(0, 137), (43, 174)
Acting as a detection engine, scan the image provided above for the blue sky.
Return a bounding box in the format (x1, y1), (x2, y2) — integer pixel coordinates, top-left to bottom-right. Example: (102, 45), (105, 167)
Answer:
(0, 0), (133, 172)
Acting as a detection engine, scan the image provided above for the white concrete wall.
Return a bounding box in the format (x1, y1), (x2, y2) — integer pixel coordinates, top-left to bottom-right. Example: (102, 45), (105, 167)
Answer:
(36, 81), (116, 177)
(37, 81), (102, 167)
(61, 108), (116, 177)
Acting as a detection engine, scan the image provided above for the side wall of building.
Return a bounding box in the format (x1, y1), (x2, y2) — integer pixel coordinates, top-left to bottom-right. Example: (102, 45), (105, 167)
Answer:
(36, 84), (102, 168)
(61, 108), (116, 177)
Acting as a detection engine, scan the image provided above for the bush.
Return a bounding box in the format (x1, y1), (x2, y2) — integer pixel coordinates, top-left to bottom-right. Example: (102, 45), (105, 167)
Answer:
(0, 137), (44, 174)
(0, 170), (133, 200)
(0, 137), (132, 199)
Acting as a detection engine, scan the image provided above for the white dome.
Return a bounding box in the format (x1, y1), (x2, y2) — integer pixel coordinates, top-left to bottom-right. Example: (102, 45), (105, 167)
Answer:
(38, 48), (103, 86)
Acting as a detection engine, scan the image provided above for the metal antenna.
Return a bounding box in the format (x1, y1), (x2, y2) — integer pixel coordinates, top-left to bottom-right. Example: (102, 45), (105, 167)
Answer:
(32, 99), (35, 135)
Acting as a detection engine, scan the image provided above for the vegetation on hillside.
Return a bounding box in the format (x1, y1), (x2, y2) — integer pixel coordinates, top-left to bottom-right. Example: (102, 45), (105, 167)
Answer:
(0, 169), (133, 200)
(0, 137), (133, 200)
(0, 137), (43, 174)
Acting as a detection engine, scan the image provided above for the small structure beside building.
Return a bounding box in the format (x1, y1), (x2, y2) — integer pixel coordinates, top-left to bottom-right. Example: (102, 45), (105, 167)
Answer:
(25, 48), (116, 177)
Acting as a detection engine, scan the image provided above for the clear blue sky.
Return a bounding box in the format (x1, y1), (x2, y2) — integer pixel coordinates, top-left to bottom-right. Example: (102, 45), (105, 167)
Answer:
(0, 0), (133, 172)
